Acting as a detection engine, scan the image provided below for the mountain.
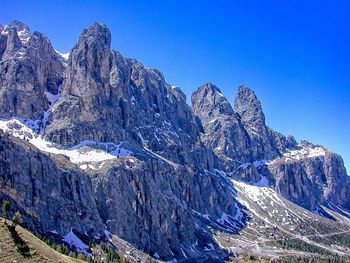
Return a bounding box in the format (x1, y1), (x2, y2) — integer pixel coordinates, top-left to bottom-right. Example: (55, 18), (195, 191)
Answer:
(192, 83), (350, 213)
(1, 20), (350, 262)
(0, 20), (64, 123)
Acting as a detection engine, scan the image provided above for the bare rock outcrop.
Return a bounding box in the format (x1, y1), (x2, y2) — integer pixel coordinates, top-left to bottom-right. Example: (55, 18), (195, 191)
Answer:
(0, 20), (64, 120)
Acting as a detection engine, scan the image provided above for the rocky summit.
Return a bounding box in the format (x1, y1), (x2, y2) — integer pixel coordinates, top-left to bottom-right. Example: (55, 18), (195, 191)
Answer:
(1, 21), (350, 262)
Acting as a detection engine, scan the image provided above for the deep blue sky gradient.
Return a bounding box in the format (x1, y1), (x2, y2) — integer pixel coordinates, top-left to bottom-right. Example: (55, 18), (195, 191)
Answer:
(2, 1), (350, 171)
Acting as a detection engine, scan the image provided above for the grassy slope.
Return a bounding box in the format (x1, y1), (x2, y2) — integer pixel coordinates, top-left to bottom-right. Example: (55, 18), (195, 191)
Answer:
(0, 219), (85, 263)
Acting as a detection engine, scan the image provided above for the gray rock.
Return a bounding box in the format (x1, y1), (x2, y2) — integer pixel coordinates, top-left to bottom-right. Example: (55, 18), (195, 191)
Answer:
(191, 83), (296, 183)
(45, 23), (210, 169)
(29, 23), (245, 260)
(0, 20), (64, 120)
(0, 130), (104, 236)
(193, 83), (350, 213)
(270, 143), (350, 211)
(191, 83), (251, 170)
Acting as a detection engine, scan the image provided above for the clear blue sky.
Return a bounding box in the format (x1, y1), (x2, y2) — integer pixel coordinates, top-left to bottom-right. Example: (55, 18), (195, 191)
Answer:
(2, 1), (350, 171)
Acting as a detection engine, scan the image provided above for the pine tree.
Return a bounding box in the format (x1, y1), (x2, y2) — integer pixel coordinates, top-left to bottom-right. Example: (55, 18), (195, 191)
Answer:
(2, 200), (10, 224)
(12, 211), (21, 229)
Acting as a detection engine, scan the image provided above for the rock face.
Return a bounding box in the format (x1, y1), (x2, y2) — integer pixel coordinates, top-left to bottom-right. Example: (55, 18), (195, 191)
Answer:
(0, 130), (104, 236)
(191, 84), (296, 183)
(90, 158), (244, 258)
(45, 23), (207, 169)
(269, 143), (350, 211)
(45, 23), (244, 259)
(192, 84), (350, 212)
(234, 86), (297, 156)
(191, 83), (251, 172)
(0, 20), (64, 120)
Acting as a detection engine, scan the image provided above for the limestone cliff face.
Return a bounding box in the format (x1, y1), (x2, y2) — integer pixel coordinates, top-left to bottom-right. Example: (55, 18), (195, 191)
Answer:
(191, 84), (296, 183)
(234, 85), (297, 156)
(192, 83), (350, 212)
(45, 23), (208, 170)
(0, 130), (104, 236)
(270, 143), (350, 211)
(191, 83), (251, 172)
(90, 157), (242, 259)
(0, 21), (64, 120)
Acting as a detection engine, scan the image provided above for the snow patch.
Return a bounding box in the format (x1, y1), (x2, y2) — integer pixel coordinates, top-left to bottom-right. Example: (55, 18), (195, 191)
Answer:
(62, 230), (90, 255)
(273, 145), (327, 163)
(104, 229), (113, 242)
(237, 160), (268, 170)
(0, 119), (133, 170)
(55, 49), (70, 60)
(204, 242), (215, 251)
(45, 88), (61, 106)
(2, 24), (31, 44)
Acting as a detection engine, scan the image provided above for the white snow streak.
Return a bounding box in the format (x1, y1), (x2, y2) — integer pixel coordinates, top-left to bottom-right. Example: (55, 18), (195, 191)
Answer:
(0, 119), (133, 170)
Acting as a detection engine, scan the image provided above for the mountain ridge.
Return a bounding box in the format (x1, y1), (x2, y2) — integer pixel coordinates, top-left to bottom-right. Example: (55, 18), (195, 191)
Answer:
(1, 20), (350, 262)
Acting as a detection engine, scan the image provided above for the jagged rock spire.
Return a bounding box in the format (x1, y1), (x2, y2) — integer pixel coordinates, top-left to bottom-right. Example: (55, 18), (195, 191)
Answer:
(191, 82), (234, 118)
(234, 85), (266, 129)
(77, 23), (111, 48)
(1, 20), (31, 44)
(0, 20), (64, 120)
(4, 20), (30, 32)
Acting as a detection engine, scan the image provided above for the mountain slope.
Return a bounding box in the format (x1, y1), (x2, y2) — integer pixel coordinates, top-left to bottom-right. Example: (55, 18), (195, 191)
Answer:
(0, 219), (85, 263)
(215, 178), (350, 262)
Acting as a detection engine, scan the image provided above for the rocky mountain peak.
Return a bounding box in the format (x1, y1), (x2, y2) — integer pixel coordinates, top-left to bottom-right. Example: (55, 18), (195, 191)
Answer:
(0, 20), (64, 120)
(199, 82), (222, 94)
(1, 20), (31, 44)
(170, 85), (186, 101)
(234, 85), (266, 128)
(2, 27), (22, 59)
(4, 20), (30, 32)
(192, 82), (224, 100)
(78, 23), (111, 48)
(192, 82), (234, 117)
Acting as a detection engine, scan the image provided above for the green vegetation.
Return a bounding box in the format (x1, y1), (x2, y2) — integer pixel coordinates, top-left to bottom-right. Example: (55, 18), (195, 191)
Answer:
(271, 238), (330, 255)
(310, 233), (350, 248)
(0, 218), (84, 263)
(2, 200), (10, 224)
(271, 255), (349, 263)
(12, 211), (21, 229)
(0, 198), (129, 262)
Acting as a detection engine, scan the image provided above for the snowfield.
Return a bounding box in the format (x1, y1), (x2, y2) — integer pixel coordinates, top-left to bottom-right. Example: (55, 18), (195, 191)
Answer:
(0, 119), (133, 170)
(275, 145), (327, 163)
